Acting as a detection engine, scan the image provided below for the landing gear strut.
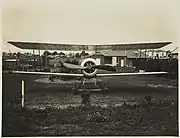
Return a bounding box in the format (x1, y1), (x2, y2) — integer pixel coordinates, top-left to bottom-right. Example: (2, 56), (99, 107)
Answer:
(72, 77), (108, 106)
(72, 77), (108, 94)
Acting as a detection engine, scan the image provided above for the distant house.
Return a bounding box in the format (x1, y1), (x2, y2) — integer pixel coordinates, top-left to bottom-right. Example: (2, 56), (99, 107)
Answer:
(146, 49), (167, 59)
(5, 59), (17, 62)
(171, 47), (178, 59)
(92, 50), (148, 67)
(3, 58), (34, 71)
(3, 59), (17, 70)
(91, 52), (105, 65)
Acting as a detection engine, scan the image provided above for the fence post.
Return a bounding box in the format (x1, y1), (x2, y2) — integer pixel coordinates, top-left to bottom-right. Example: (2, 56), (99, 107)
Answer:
(21, 80), (25, 107)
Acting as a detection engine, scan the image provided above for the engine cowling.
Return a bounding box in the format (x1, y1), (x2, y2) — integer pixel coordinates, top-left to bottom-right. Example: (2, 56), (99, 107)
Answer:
(80, 58), (98, 78)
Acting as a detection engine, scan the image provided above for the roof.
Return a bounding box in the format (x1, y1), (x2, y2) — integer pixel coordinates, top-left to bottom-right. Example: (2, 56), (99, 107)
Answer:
(101, 51), (125, 57)
(127, 51), (147, 58)
(147, 49), (167, 52)
(7, 41), (172, 51)
(5, 59), (17, 62)
(90, 51), (104, 56)
(172, 47), (178, 54)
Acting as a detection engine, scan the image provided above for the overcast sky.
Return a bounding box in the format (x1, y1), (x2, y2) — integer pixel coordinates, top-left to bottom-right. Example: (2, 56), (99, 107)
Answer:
(2, 0), (179, 53)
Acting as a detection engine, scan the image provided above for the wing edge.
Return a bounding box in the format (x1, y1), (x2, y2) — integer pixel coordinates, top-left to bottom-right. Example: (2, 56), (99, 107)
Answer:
(12, 71), (84, 77)
(97, 72), (168, 77)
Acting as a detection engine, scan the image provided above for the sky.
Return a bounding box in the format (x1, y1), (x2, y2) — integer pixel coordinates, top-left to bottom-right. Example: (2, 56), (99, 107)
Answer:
(2, 0), (179, 53)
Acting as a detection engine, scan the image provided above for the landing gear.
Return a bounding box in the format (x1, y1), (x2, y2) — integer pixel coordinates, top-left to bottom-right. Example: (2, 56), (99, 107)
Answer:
(72, 77), (108, 94)
(96, 78), (108, 93)
(102, 86), (108, 93)
(71, 77), (108, 105)
(49, 75), (55, 82)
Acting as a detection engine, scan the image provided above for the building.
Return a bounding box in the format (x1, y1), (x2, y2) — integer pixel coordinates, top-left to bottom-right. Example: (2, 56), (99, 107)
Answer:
(3, 59), (35, 71)
(146, 49), (167, 59)
(171, 47), (178, 59)
(92, 50), (148, 67)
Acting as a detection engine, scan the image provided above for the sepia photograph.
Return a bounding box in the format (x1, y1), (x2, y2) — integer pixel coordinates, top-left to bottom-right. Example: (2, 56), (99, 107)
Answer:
(1, 0), (179, 136)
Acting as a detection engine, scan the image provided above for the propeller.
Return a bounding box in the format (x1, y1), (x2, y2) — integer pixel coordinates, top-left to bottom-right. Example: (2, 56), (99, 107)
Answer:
(63, 62), (116, 72)
(63, 62), (87, 70)
(93, 65), (116, 72)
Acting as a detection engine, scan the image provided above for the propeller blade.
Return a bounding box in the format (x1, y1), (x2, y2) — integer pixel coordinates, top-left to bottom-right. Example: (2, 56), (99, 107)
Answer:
(63, 63), (87, 70)
(93, 65), (116, 72)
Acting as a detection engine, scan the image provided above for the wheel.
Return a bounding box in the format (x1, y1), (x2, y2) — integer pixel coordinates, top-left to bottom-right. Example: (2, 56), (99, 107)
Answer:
(102, 87), (108, 93)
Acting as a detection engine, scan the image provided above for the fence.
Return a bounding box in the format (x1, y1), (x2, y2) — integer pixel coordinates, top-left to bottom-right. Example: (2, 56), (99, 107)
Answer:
(132, 58), (178, 79)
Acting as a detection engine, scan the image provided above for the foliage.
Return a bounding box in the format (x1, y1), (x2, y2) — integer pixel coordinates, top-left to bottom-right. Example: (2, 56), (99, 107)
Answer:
(2, 99), (178, 136)
(51, 51), (58, 55)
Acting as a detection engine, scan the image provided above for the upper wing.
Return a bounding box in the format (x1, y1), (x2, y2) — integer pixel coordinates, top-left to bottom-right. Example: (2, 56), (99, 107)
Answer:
(12, 71), (83, 77)
(8, 41), (171, 51)
(97, 72), (168, 77)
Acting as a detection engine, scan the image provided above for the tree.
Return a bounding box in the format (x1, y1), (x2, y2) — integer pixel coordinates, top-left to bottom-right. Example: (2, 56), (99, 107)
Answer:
(13, 53), (17, 56)
(80, 50), (85, 57)
(59, 52), (65, 56)
(75, 53), (80, 57)
(80, 50), (89, 57)
(71, 59), (79, 65)
(17, 52), (21, 58)
(166, 50), (172, 58)
(68, 53), (73, 57)
(84, 52), (89, 57)
(43, 51), (51, 56)
(51, 51), (58, 55)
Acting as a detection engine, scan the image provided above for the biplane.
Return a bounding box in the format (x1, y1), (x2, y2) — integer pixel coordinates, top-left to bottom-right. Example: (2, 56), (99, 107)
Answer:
(8, 41), (171, 93)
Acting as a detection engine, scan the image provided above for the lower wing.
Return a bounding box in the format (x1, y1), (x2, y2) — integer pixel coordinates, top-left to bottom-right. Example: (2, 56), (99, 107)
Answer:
(97, 72), (168, 77)
(12, 71), (83, 77)
(11, 71), (167, 77)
